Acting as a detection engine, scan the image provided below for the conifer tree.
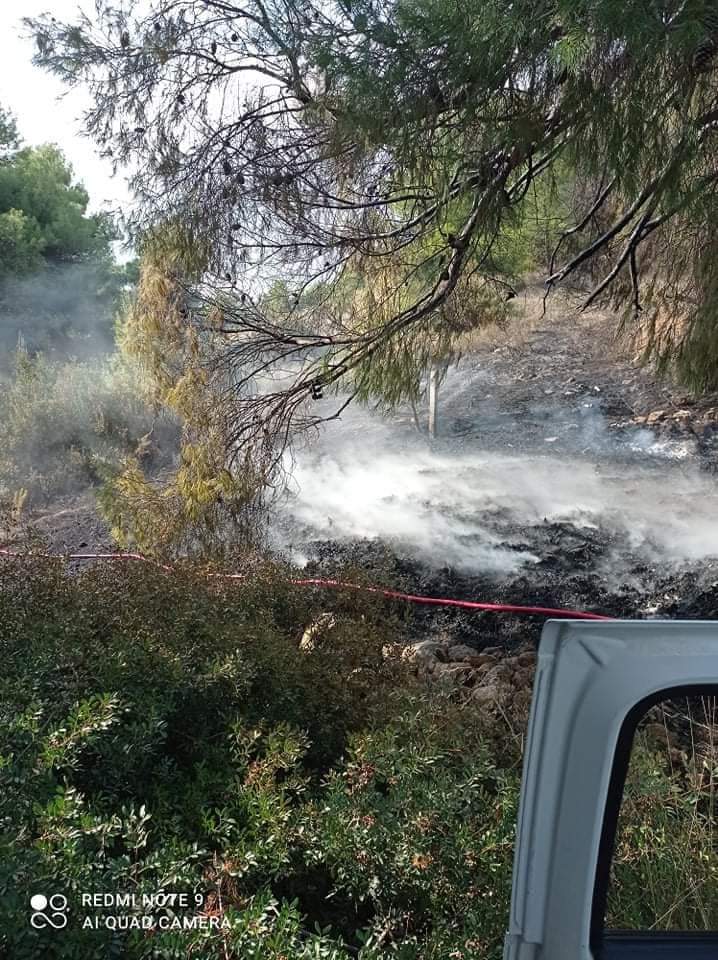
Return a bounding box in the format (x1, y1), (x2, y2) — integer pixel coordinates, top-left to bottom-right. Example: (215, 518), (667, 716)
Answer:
(28, 0), (718, 457)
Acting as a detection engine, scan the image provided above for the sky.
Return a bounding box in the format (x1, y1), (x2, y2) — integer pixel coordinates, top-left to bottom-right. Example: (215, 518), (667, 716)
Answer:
(0, 1), (132, 215)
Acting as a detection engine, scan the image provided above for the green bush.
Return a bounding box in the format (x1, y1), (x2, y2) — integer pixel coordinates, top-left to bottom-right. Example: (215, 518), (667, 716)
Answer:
(1, 556), (715, 958)
(0, 349), (176, 504)
(0, 555), (522, 958)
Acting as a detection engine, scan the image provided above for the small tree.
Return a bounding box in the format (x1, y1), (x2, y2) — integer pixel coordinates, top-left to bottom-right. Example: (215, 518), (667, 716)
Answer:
(100, 225), (268, 557)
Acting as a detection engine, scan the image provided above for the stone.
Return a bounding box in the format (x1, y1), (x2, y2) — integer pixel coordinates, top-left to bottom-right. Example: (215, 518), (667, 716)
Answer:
(448, 643), (479, 662)
(471, 683), (509, 709)
(512, 667), (535, 690)
(299, 613), (336, 652)
(471, 662), (494, 678)
(432, 662), (473, 685)
(671, 408), (693, 422)
(465, 653), (499, 668)
(482, 662), (514, 685)
(404, 640), (445, 662)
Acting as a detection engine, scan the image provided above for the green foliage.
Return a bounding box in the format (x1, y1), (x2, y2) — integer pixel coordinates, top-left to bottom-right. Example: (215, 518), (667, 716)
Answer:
(0, 104), (130, 361)
(0, 348), (174, 504)
(0, 104), (20, 156)
(300, 712), (519, 956)
(1, 557), (715, 956)
(0, 556), (446, 957)
(0, 206), (44, 274)
(0, 142), (111, 270)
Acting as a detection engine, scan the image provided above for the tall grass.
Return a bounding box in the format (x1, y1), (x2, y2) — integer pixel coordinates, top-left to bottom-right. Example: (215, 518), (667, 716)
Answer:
(608, 698), (718, 931)
(0, 348), (177, 504)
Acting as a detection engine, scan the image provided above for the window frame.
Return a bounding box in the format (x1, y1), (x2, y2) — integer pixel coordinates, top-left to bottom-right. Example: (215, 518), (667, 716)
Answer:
(591, 683), (718, 958)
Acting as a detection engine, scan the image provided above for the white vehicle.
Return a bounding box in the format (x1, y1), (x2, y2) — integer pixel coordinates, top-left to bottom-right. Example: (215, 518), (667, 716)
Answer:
(504, 620), (718, 960)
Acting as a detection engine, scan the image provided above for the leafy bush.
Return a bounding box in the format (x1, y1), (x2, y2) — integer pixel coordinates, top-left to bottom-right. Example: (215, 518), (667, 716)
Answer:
(2, 555), (715, 958)
(0, 349), (177, 504)
(0, 554), (521, 958)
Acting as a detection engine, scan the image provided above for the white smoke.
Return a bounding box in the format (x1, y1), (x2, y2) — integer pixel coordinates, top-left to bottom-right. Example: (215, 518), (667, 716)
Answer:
(273, 397), (718, 575)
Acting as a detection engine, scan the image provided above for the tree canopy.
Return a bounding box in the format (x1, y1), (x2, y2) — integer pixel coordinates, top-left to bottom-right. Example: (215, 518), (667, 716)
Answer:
(0, 106), (113, 276)
(26, 1), (718, 465)
(0, 105), (136, 359)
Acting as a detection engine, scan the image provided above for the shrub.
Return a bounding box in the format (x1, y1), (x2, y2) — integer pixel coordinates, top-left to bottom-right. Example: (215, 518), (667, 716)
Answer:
(0, 553), (521, 958)
(0, 348), (177, 504)
(1, 554), (715, 958)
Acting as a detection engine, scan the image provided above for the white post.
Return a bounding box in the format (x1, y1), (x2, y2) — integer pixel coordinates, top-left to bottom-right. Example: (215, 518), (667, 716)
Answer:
(428, 364), (438, 438)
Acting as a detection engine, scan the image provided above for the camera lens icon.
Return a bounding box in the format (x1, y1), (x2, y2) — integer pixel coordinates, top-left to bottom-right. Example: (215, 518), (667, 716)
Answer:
(30, 893), (68, 930)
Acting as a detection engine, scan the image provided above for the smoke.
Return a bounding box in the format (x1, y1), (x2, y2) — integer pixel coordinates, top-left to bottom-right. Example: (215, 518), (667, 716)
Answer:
(273, 393), (718, 575)
(0, 355), (176, 505)
(280, 444), (540, 573)
(0, 261), (127, 369)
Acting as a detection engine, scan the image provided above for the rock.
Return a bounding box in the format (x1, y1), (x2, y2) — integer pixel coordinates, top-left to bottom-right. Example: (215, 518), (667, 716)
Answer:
(512, 667), (535, 690)
(671, 408), (693, 422)
(646, 409), (667, 425)
(299, 613), (336, 652)
(483, 662), (514, 684)
(432, 662), (473, 685)
(471, 662), (494, 678)
(404, 640), (448, 663)
(471, 683), (510, 709)
(448, 643), (478, 662)
(465, 652), (499, 668)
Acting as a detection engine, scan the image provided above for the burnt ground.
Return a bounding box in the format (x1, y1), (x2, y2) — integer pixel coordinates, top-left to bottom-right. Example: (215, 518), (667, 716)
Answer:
(285, 288), (718, 651)
(14, 287), (718, 653)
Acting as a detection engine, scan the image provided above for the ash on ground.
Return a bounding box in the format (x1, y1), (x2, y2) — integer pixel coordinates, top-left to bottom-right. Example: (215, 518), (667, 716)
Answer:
(274, 293), (718, 653)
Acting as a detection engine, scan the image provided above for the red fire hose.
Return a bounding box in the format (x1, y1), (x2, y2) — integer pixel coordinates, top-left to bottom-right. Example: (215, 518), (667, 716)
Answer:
(0, 547), (612, 620)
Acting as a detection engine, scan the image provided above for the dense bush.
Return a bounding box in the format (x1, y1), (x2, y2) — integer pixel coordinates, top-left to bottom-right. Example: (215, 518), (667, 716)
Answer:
(0, 555), (521, 959)
(0, 349), (177, 504)
(2, 556), (715, 958)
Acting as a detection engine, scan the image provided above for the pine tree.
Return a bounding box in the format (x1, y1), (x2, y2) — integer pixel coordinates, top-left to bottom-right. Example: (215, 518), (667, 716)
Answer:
(27, 0), (718, 455)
